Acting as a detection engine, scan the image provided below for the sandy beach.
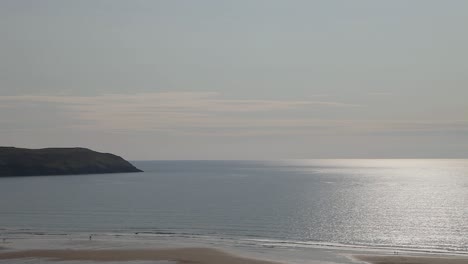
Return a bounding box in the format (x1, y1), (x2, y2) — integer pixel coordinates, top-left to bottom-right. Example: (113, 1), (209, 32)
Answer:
(0, 247), (281, 264)
(355, 254), (468, 264)
(2, 242), (468, 264)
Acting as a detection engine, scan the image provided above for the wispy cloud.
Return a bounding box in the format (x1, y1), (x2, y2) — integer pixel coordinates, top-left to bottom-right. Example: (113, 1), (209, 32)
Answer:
(0, 92), (359, 133)
(0, 92), (360, 111)
(0, 92), (465, 137)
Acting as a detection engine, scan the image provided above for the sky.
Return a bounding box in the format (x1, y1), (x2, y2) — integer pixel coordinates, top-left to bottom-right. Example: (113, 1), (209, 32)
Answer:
(0, 0), (467, 160)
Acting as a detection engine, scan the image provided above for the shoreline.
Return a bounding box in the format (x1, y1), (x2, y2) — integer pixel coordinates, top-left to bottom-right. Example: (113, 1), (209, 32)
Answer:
(354, 254), (468, 264)
(2, 248), (468, 264)
(2, 235), (468, 264)
(3, 231), (468, 256)
(0, 248), (279, 264)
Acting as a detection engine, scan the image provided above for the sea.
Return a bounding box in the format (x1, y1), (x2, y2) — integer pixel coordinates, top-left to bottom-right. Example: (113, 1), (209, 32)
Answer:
(1, 159), (468, 263)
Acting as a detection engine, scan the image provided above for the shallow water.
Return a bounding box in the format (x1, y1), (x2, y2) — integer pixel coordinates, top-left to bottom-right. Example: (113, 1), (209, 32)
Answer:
(1, 159), (467, 254)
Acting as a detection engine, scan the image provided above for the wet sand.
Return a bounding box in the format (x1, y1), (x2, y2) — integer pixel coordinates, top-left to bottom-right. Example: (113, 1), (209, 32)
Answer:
(3, 246), (468, 264)
(0, 247), (280, 264)
(355, 254), (468, 264)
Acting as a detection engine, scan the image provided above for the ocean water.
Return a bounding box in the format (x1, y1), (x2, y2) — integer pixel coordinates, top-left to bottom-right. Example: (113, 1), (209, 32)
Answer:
(1, 159), (468, 254)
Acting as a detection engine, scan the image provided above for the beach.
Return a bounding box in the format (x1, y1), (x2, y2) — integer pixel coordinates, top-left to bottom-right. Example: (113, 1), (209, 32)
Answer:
(355, 254), (468, 264)
(0, 248), (278, 264)
(2, 233), (468, 264)
(0, 233), (354, 264)
(2, 246), (468, 264)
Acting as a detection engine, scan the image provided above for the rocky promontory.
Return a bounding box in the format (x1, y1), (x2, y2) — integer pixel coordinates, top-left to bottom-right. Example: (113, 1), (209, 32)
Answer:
(0, 147), (142, 177)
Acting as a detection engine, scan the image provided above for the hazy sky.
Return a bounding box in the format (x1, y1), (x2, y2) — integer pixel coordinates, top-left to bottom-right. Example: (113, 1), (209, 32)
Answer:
(1, 0), (467, 159)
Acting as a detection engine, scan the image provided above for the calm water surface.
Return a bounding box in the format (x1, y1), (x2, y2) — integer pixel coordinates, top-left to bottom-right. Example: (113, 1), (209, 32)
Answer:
(0, 159), (467, 253)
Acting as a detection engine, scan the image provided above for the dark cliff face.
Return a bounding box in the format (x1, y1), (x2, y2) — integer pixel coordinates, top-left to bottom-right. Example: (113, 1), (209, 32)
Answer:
(0, 147), (142, 177)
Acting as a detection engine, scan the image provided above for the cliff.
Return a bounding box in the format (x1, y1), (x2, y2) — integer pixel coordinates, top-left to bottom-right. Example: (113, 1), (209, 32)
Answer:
(0, 147), (142, 177)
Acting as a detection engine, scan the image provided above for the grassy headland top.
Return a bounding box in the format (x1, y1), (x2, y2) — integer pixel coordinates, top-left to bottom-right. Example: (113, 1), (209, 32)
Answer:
(0, 147), (142, 177)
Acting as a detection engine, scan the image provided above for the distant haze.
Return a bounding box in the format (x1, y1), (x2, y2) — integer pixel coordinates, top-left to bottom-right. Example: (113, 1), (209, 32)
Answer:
(1, 0), (467, 159)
